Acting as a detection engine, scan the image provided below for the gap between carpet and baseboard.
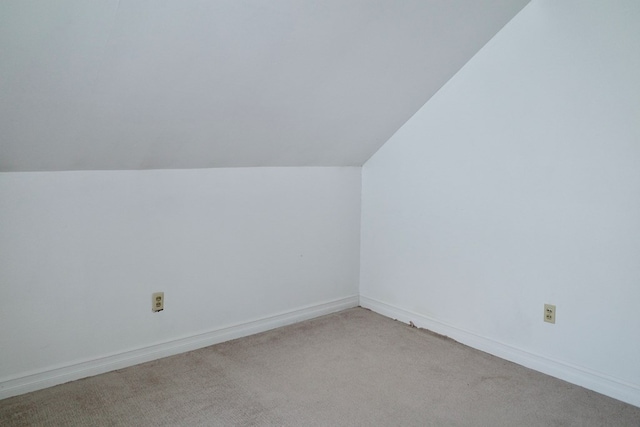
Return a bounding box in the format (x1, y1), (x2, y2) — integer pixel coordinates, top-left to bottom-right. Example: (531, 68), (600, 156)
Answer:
(0, 296), (359, 400)
(359, 295), (640, 408)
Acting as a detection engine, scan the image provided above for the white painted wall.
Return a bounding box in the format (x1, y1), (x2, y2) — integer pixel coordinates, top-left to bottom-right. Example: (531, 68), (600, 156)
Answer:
(0, 0), (528, 172)
(0, 167), (360, 391)
(360, 0), (640, 406)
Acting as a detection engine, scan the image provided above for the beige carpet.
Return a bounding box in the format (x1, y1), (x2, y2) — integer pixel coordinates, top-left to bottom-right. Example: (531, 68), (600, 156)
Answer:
(2, 308), (639, 426)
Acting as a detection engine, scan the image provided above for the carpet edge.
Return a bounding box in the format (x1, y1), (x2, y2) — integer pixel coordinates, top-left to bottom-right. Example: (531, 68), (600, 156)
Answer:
(360, 295), (640, 408)
(0, 295), (359, 400)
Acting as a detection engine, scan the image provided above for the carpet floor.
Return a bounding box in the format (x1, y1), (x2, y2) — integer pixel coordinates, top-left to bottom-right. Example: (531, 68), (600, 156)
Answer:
(1, 307), (639, 426)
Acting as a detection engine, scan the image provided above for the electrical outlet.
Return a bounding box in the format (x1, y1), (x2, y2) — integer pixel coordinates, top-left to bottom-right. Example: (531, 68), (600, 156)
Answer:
(152, 292), (164, 312)
(544, 304), (555, 324)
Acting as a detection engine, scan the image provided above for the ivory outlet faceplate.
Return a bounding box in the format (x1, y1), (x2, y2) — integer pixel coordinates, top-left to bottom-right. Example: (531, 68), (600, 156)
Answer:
(544, 304), (555, 324)
(152, 292), (164, 312)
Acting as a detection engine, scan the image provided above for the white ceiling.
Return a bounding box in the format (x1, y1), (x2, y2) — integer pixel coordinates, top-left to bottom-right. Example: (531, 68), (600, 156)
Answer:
(0, 0), (529, 171)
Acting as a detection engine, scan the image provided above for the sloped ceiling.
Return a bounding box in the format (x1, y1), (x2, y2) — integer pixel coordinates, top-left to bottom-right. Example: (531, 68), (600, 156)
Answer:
(0, 0), (529, 171)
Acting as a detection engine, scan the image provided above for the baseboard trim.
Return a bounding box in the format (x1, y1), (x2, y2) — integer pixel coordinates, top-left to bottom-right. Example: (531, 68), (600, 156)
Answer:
(360, 295), (640, 408)
(0, 296), (359, 400)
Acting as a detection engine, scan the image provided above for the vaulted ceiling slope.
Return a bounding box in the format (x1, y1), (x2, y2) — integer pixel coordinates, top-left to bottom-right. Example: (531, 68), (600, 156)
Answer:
(0, 0), (529, 172)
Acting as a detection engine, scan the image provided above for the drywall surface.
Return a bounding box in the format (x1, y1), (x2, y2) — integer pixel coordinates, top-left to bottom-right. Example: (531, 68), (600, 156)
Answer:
(0, 0), (529, 171)
(0, 167), (360, 383)
(360, 0), (640, 405)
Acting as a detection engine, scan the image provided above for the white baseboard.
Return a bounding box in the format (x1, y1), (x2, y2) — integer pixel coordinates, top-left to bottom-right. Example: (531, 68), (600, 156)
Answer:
(360, 295), (640, 408)
(0, 296), (359, 400)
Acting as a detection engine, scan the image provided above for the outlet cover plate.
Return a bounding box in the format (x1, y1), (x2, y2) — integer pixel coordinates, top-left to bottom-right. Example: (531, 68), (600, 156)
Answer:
(544, 304), (555, 324)
(152, 292), (164, 312)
